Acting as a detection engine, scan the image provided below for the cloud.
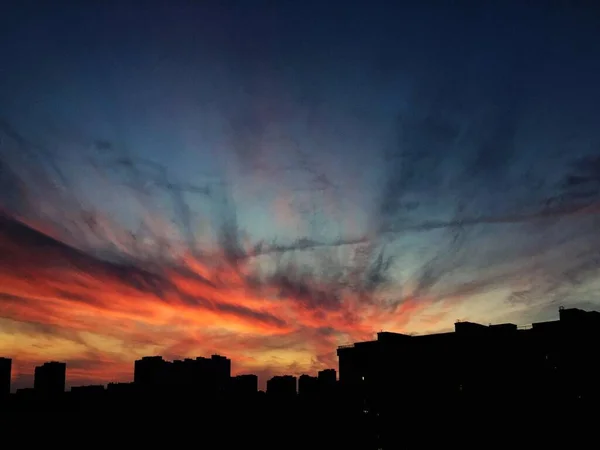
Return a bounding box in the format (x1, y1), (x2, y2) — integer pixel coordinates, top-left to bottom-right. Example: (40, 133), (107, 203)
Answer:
(0, 212), (403, 389)
(2, 64), (600, 394)
(4, 162), (600, 391)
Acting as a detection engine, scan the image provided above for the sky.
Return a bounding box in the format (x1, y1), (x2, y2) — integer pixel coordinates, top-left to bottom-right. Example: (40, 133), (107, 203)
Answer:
(1, 0), (600, 391)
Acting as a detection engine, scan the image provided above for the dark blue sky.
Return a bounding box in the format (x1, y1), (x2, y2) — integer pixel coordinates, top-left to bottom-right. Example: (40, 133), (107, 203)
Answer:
(1, 1), (600, 386)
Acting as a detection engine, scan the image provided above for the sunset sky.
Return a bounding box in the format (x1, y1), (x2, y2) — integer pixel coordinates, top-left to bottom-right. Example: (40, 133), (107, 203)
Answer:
(1, 1), (600, 391)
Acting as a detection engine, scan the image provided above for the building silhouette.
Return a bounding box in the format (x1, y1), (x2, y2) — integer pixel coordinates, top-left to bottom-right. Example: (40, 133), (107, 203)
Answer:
(171, 358), (196, 389)
(317, 368), (337, 396)
(134, 354), (231, 396)
(266, 375), (297, 399)
(0, 357), (11, 400)
(33, 361), (66, 396)
(298, 374), (319, 398)
(318, 368), (336, 385)
(133, 356), (169, 390)
(337, 307), (600, 447)
(201, 354), (231, 393)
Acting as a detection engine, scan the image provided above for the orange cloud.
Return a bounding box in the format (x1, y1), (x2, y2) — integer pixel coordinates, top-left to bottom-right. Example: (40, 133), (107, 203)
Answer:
(0, 213), (433, 390)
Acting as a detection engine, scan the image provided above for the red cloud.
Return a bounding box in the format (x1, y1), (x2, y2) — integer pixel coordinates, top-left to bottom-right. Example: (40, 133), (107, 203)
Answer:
(0, 213), (429, 390)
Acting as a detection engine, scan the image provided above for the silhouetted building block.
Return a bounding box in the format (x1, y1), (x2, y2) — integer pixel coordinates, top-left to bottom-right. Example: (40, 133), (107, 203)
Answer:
(232, 374), (258, 396)
(0, 357), (11, 398)
(299, 374), (319, 398)
(529, 307), (600, 402)
(337, 339), (379, 390)
(134, 356), (168, 390)
(337, 307), (600, 447)
(318, 368), (336, 385)
(106, 382), (137, 405)
(454, 320), (489, 334)
(559, 306), (600, 325)
(318, 368), (336, 392)
(171, 358), (196, 389)
(134, 354), (231, 397)
(187, 354), (231, 394)
(211, 354), (231, 377)
(34, 361), (66, 395)
(267, 375), (297, 399)
(210, 354), (231, 392)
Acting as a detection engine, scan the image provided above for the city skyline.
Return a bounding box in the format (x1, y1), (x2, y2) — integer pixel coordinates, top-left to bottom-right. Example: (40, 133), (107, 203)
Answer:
(1, 306), (591, 394)
(3, 304), (599, 450)
(2, 353), (336, 395)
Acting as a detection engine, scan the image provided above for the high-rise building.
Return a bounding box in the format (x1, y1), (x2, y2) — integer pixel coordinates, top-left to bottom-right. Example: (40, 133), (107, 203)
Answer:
(134, 356), (168, 389)
(318, 369), (337, 388)
(266, 375), (297, 399)
(336, 307), (600, 448)
(210, 354), (231, 379)
(134, 354), (232, 394)
(0, 357), (11, 397)
(210, 354), (231, 392)
(298, 374), (319, 398)
(34, 361), (66, 395)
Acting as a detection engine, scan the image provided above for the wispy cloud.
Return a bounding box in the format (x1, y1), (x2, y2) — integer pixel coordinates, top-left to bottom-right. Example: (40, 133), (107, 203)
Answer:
(2, 64), (600, 392)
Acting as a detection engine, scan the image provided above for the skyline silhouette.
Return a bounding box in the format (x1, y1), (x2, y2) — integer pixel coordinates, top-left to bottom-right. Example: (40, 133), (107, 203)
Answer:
(3, 306), (600, 448)
(2, 306), (596, 395)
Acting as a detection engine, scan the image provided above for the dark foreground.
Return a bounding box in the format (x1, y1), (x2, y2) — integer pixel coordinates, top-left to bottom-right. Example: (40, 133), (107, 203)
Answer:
(1, 394), (595, 448)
